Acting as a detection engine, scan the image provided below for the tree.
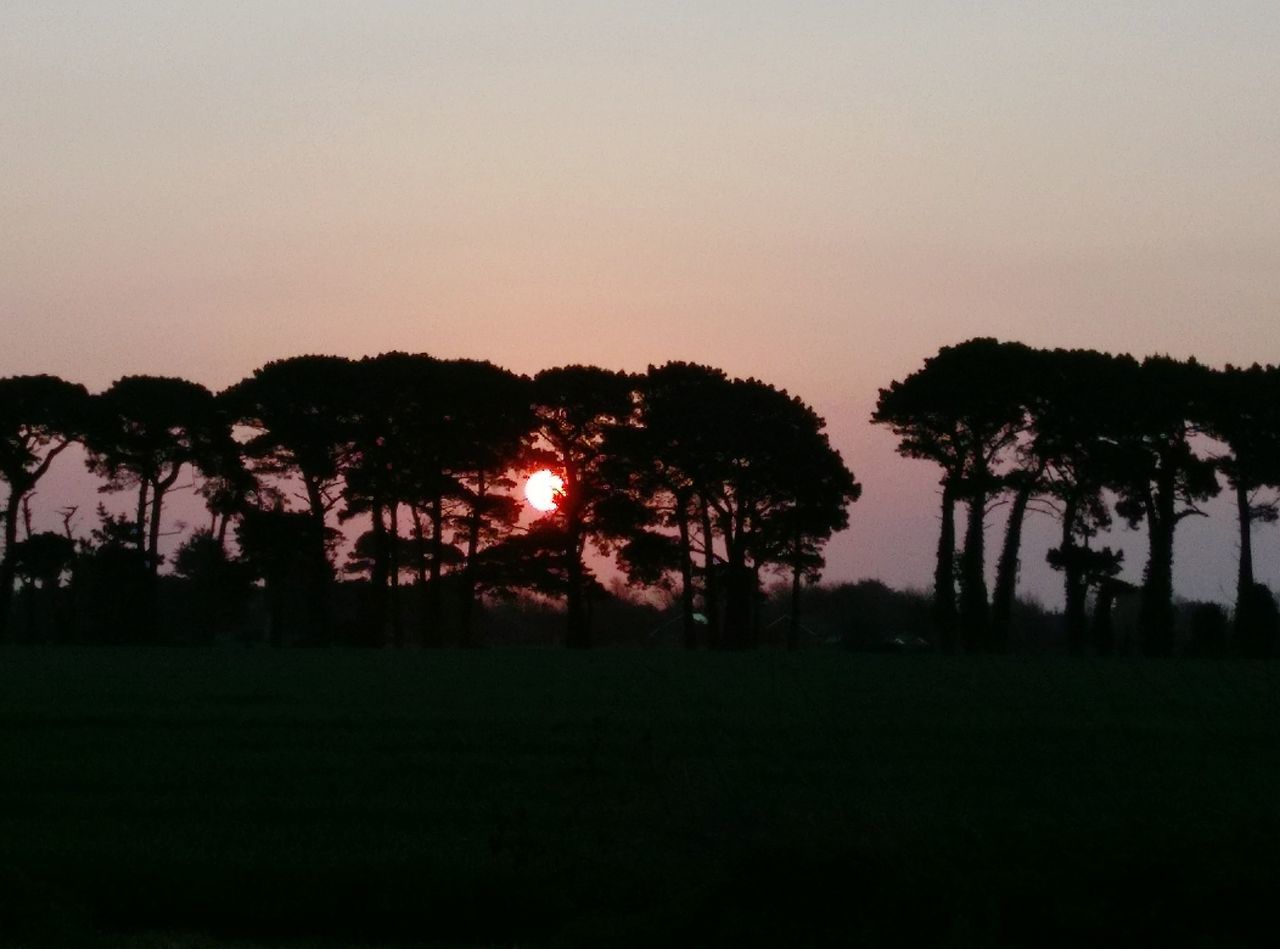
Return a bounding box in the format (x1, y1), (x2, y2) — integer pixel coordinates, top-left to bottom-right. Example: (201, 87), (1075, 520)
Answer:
(752, 408), (862, 650)
(610, 363), (732, 648)
(435, 360), (533, 646)
(236, 507), (337, 646)
(222, 356), (357, 641)
(333, 354), (532, 647)
(69, 505), (150, 643)
(617, 371), (859, 650)
(339, 353), (444, 646)
(988, 462), (1046, 649)
(1200, 363), (1280, 649)
(1110, 356), (1221, 656)
(194, 432), (259, 551)
(530, 366), (638, 648)
(172, 529), (254, 642)
(82, 376), (227, 640)
(11, 531), (76, 589)
(9, 530), (77, 642)
(614, 365), (859, 651)
(872, 340), (1031, 652)
(83, 377), (224, 576)
(981, 345), (1066, 651)
(0, 375), (89, 638)
(1027, 348), (1136, 653)
(703, 377), (859, 649)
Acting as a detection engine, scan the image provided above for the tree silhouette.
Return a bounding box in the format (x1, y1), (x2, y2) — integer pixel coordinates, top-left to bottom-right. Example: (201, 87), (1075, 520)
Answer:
(530, 366), (638, 648)
(339, 353), (445, 646)
(0, 374), (89, 638)
(332, 355), (531, 646)
(70, 504), (150, 643)
(194, 430), (258, 551)
(872, 340), (1030, 652)
(7, 342), (1271, 657)
(236, 506), (335, 646)
(605, 365), (858, 649)
(1110, 356), (1221, 656)
(435, 360), (533, 646)
(82, 376), (226, 640)
(751, 403), (861, 650)
(1201, 363), (1280, 655)
(9, 530), (76, 642)
(983, 346), (1061, 651)
(1026, 349), (1134, 653)
(172, 529), (254, 643)
(222, 355), (356, 641)
(83, 377), (223, 576)
(674, 375), (858, 649)
(611, 362), (732, 647)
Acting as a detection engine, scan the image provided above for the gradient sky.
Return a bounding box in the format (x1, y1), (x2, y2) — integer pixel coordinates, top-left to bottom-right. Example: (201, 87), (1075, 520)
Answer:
(3, 1), (1279, 606)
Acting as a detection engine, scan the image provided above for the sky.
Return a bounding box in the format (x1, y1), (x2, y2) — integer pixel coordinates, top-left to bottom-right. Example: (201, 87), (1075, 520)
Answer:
(3, 1), (1279, 607)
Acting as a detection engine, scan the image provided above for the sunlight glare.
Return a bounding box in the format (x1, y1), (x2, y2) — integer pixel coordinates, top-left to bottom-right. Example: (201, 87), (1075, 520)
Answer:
(524, 469), (564, 512)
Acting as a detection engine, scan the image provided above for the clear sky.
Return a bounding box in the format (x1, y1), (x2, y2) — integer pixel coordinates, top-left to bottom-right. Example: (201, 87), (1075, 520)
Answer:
(3, 1), (1279, 605)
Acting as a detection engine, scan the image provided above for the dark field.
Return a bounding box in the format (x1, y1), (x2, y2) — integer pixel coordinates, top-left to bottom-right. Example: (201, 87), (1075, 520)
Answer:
(2, 649), (1279, 948)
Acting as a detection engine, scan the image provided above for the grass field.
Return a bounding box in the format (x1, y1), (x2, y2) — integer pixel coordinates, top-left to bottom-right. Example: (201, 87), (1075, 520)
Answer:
(1, 648), (1278, 948)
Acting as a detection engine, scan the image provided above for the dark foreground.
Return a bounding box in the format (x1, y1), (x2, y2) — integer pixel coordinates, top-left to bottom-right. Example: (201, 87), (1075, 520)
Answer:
(1, 648), (1278, 948)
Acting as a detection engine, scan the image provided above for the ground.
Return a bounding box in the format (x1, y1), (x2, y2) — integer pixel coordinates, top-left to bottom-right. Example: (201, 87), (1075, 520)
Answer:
(1, 647), (1278, 947)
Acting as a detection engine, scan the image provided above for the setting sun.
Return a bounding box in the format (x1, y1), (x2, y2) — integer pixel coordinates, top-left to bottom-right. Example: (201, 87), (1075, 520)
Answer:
(524, 469), (564, 512)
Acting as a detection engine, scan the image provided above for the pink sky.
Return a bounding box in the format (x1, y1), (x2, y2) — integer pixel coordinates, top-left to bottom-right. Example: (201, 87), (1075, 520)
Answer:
(4, 2), (1279, 605)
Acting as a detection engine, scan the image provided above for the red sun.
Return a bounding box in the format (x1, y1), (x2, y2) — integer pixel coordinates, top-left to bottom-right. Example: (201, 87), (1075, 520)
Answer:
(524, 469), (564, 512)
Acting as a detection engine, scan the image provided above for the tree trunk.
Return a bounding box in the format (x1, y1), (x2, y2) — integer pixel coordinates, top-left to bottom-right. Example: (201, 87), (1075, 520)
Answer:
(142, 476), (174, 643)
(0, 491), (22, 640)
(409, 504), (429, 586)
(565, 533), (588, 648)
(563, 460), (589, 649)
(369, 501), (388, 646)
(388, 502), (402, 647)
(723, 564), (751, 649)
(750, 561), (763, 648)
(409, 504), (429, 645)
(959, 488), (989, 653)
(675, 502), (696, 648)
(302, 475), (332, 644)
(1234, 480), (1255, 635)
(135, 480), (149, 558)
(787, 557), (802, 652)
(991, 481), (1034, 652)
(1139, 486), (1177, 657)
(720, 511), (751, 650)
(459, 475), (483, 648)
(1092, 584), (1117, 657)
(147, 483), (166, 577)
(1064, 567), (1089, 656)
(1058, 498), (1088, 656)
(427, 494), (444, 645)
(699, 499), (720, 648)
(933, 482), (958, 652)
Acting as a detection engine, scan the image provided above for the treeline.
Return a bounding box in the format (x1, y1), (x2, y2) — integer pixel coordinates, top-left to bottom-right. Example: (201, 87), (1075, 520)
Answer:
(0, 357), (859, 648)
(5, 340), (1276, 655)
(874, 338), (1280, 657)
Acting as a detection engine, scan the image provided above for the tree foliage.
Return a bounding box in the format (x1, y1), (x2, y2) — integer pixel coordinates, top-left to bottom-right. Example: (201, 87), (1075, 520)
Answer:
(0, 374), (90, 637)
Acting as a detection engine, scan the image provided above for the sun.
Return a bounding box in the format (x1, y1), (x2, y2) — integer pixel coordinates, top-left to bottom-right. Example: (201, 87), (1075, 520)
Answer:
(524, 469), (564, 512)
